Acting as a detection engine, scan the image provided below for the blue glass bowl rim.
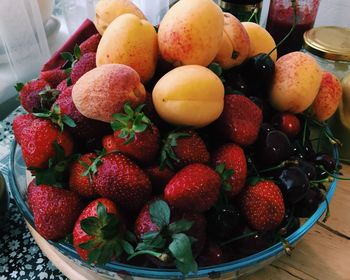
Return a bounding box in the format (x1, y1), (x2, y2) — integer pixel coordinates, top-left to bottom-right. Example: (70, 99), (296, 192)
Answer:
(8, 140), (338, 278)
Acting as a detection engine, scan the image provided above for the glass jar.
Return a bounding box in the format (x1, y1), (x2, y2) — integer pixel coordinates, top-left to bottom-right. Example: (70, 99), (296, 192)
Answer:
(0, 171), (9, 224)
(302, 26), (350, 80)
(217, 0), (263, 23)
(266, 0), (320, 57)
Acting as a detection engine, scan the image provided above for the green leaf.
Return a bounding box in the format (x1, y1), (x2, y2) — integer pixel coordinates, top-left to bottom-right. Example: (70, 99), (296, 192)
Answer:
(175, 259), (198, 275)
(79, 239), (98, 250)
(125, 231), (137, 243)
(246, 176), (261, 186)
(74, 44), (81, 60)
(35, 169), (57, 186)
(80, 217), (100, 236)
(149, 200), (170, 228)
(168, 219), (194, 234)
(61, 115), (76, 128)
(222, 168), (234, 181)
(208, 63), (223, 77)
(215, 163), (226, 174)
(121, 240), (134, 255)
(98, 245), (114, 265)
(97, 202), (108, 222)
(15, 82), (24, 92)
(169, 233), (197, 274)
(61, 52), (74, 62)
(66, 77), (72, 86)
(141, 231), (160, 240)
(222, 182), (232, 192)
(124, 102), (134, 116)
(64, 68), (72, 74)
(87, 247), (102, 264)
(113, 242), (123, 258)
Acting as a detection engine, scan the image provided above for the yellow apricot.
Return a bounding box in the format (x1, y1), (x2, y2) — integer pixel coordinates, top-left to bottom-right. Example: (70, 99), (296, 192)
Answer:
(152, 65), (224, 127)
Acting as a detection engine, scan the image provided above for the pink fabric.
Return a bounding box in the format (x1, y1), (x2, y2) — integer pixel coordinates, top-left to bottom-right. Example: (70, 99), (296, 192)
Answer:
(41, 19), (99, 71)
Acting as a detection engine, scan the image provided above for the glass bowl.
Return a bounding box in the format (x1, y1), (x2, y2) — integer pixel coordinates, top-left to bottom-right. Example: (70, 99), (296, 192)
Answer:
(8, 140), (338, 279)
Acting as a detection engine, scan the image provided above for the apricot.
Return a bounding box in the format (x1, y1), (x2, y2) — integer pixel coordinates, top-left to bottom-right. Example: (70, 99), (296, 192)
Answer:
(72, 64), (146, 123)
(94, 0), (146, 35)
(310, 71), (343, 121)
(96, 14), (158, 83)
(158, 0), (224, 67)
(242, 22), (277, 62)
(152, 65), (224, 127)
(339, 74), (350, 129)
(269, 52), (322, 113)
(214, 13), (251, 69)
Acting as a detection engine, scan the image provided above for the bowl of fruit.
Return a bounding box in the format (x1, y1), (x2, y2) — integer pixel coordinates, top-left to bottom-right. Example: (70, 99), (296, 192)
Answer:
(8, 0), (343, 279)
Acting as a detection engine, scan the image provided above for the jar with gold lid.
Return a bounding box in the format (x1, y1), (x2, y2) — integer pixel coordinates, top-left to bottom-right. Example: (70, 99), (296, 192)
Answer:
(302, 26), (350, 80)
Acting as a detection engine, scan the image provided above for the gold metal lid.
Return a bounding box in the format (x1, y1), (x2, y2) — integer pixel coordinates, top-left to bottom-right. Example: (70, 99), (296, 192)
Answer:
(303, 26), (350, 62)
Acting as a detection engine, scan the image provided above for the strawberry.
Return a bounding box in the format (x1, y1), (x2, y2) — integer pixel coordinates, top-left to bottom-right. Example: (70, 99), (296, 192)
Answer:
(132, 199), (200, 275)
(40, 67), (69, 88)
(211, 143), (247, 197)
(108, 103), (160, 166)
(28, 183), (84, 240)
(53, 86), (112, 140)
(160, 129), (210, 170)
(79, 33), (101, 55)
(92, 153), (152, 212)
(12, 114), (74, 169)
(164, 164), (221, 212)
(16, 79), (59, 113)
(73, 198), (134, 264)
(102, 134), (118, 153)
(215, 94), (263, 146)
(13, 114), (36, 145)
(239, 180), (285, 231)
(70, 52), (96, 84)
(69, 153), (98, 198)
(56, 79), (69, 92)
(145, 165), (175, 194)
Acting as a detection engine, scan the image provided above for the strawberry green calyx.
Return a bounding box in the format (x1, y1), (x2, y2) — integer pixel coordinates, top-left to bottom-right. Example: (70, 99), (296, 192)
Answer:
(34, 104), (76, 132)
(129, 200), (198, 275)
(61, 44), (81, 74)
(79, 202), (135, 265)
(111, 102), (153, 144)
(81, 149), (106, 178)
(215, 163), (234, 192)
(159, 131), (189, 170)
(14, 82), (24, 92)
(30, 141), (79, 187)
(38, 86), (60, 109)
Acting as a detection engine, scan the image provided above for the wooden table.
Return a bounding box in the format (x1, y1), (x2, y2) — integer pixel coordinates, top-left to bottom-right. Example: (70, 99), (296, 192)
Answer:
(244, 164), (350, 280)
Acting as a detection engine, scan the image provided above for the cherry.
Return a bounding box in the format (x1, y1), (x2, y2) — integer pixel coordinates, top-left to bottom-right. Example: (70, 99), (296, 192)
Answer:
(237, 230), (275, 258)
(197, 240), (224, 267)
(272, 112), (301, 138)
(297, 159), (317, 180)
(240, 53), (275, 92)
(294, 188), (323, 218)
(278, 166), (309, 204)
(313, 153), (336, 173)
(223, 70), (249, 95)
(207, 205), (244, 241)
(255, 130), (292, 167)
(292, 139), (316, 160)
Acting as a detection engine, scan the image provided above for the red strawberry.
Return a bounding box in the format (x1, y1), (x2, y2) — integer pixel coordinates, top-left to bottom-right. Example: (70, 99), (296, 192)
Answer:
(160, 129), (210, 170)
(17, 79), (59, 113)
(71, 52), (96, 84)
(28, 184), (84, 240)
(79, 33), (101, 55)
(12, 115), (74, 169)
(133, 199), (202, 274)
(13, 114), (36, 145)
(69, 153), (98, 198)
(53, 86), (112, 140)
(102, 134), (118, 153)
(211, 143), (247, 197)
(73, 198), (133, 264)
(145, 165), (175, 194)
(108, 103), (160, 166)
(40, 67), (69, 87)
(92, 153), (152, 212)
(164, 164), (221, 212)
(239, 180), (285, 231)
(215, 94), (263, 146)
(56, 79), (69, 92)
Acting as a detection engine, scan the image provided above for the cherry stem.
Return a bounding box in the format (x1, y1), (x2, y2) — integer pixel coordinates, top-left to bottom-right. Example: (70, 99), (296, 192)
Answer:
(320, 167), (350, 180)
(309, 177), (334, 184)
(322, 198), (330, 223)
(266, 0), (297, 58)
(220, 231), (259, 246)
(247, 7), (259, 23)
(127, 250), (162, 261)
(259, 160), (299, 173)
